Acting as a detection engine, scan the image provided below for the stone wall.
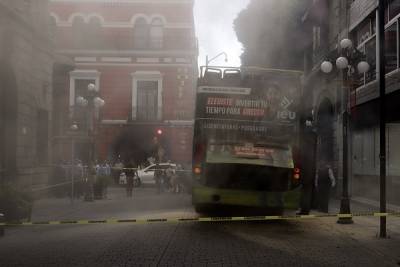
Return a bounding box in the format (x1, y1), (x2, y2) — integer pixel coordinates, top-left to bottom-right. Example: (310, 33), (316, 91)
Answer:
(0, 1), (54, 188)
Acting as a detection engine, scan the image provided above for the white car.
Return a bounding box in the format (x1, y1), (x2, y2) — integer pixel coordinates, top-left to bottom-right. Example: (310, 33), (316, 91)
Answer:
(137, 163), (176, 185)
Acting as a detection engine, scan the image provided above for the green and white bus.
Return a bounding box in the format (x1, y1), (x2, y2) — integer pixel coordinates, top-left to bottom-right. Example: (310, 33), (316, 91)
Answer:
(192, 66), (303, 213)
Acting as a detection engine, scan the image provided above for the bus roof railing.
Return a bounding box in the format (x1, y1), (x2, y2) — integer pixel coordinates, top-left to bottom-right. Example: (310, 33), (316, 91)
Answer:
(198, 66), (303, 87)
(199, 66), (303, 77)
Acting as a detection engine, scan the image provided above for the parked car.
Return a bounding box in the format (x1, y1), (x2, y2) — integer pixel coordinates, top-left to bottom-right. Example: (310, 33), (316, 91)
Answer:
(137, 163), (176, 185)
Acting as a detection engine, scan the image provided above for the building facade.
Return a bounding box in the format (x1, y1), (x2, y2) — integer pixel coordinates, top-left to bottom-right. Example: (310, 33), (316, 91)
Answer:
(303, 0), (400, 205)
(49, 0), (197, 165)
(0, 0), (54, 188)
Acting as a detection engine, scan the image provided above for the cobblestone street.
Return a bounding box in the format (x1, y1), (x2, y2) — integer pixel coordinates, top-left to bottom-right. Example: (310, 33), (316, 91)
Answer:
(30, 187), (196, 221)
(1, 187), (400, 266)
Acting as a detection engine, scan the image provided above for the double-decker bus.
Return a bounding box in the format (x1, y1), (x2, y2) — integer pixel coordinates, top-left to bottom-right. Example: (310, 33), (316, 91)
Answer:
(192, 66), (303, 213)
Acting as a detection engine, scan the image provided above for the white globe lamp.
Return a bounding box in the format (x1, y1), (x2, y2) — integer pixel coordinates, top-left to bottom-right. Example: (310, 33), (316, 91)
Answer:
(340, 39), (353, 49)
(76, 96), (87, 107)
(321, 61), (333, 73)
(357, 61), (370, 73)
(336, 57), (349, 69)
(88, 83), (96, 92)
(94, 97), (105, 108)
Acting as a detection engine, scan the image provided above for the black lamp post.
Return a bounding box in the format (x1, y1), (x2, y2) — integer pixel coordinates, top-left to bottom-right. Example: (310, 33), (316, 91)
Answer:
(320, 39), (370, 224)
(76, 83), (105, 201)
(69, 122), (79, 204)
(378, 0), (387, 238)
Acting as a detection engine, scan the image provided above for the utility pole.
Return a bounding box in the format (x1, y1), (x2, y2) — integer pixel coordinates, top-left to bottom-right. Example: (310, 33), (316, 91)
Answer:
(378, 0), (387, 238)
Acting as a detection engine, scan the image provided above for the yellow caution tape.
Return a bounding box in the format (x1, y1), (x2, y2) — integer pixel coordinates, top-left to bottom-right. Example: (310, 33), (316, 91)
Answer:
(1, 212), (399, 226)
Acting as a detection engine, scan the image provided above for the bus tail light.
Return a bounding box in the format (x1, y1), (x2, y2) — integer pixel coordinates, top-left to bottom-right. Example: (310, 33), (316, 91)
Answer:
(293, 168), (300, 180)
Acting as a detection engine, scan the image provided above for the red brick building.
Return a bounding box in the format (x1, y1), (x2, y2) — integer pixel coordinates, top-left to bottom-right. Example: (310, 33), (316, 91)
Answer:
(49, 0), (197, 165)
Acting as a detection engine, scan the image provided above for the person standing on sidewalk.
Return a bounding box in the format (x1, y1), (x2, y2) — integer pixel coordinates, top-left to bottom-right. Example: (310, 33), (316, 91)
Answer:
(315, 162), (336, 213)
(125, 159), (136, 198)
(154, 162), (162, 194)
(165, 164), (175, 193)
(297, 120), (318, 215)
(113, 159), (124, 184)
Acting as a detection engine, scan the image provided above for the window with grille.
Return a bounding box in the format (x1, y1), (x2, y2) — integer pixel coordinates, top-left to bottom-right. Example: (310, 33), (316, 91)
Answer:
(137, 81), (158, 121)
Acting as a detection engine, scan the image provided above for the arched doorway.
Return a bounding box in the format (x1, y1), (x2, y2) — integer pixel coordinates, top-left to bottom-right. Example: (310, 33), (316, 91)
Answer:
(0, 61), (18, 182)
(316, 98), (334, 164)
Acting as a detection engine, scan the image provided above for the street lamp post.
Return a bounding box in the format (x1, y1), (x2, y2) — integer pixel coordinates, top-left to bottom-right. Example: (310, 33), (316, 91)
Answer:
(378, 0), (387, 238)
(321, 39), (370, 224)
(76, 83), (105, 202)
(206, 52), (228, 66)
(69, 122), (78, 204)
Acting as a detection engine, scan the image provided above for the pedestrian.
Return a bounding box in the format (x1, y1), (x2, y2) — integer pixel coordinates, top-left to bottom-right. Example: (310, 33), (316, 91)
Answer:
(166, 165), (177, 193)
(297, 124), (317, 215)
(154, 162), (162, 194)
(175, 164), (186, 193)
(75, 160), (84, 199)
(95, 161), (101, 176)
(125, 159), (136, 198)
(102, 161), (111, 199)
(119, 171), (127, 185)
(315, 162), (336, 213)
(104, 161), (111, 177)
(113, 159), (124, 184)
(162, 169), (170, 192)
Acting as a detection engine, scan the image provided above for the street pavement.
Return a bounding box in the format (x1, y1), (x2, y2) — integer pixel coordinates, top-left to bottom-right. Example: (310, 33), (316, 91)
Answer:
(1, 186), (400, 266)
(31, 187), (196, 221)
